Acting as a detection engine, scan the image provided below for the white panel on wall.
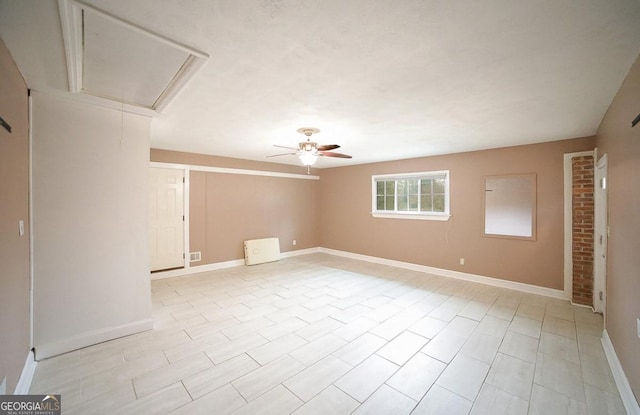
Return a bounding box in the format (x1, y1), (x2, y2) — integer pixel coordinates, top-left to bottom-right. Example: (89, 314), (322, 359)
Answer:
(31, 91), (152, 358)
(484, 174), (536, 239)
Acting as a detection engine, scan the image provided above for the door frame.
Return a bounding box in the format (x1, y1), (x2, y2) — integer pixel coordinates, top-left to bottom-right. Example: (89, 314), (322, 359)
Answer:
(149, 163), (189, 275)
(593, 153), (608, 314)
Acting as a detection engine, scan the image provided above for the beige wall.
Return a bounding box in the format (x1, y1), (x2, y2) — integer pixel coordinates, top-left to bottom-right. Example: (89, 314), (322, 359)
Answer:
(595, 53), (640, 401)
(32, 91), (152, 359)
(319, 137), (595, 290)
(151, 150), (320, 263)
(0, 38), (30, 393)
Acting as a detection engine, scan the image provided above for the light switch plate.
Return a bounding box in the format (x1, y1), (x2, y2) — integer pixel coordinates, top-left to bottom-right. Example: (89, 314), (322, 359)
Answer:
(18, 220), (24, 236)
(637, 318), (640, 339)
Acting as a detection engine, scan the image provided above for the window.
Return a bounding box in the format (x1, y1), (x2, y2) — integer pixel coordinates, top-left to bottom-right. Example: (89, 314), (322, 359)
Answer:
(372, 171), (450, 220)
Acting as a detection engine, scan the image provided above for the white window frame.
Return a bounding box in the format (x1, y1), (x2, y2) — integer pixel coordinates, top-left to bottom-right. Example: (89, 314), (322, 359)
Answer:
(371, 170), (451, 221)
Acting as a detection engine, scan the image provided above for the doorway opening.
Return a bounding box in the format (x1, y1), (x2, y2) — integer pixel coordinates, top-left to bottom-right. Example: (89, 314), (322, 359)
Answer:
(149, 167), (186, 272)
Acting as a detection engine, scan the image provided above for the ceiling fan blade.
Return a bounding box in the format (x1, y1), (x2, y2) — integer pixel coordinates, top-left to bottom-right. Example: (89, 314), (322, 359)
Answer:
(317, 144), (340, 151)
(319, 151), (352, 159)
(266, 152), (296, 158)
(273, 144), (299, 151)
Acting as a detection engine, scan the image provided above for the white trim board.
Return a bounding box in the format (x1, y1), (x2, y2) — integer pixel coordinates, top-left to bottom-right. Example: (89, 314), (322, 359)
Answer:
(14, 350), (37, 394)
(34, 319), (153, 360)
(151, 248), (321, 280)
(151, 259), (244, 280)
(28, 93), (35, 355)
(183, 167), (191, 272)
(319, 248), (565, 299)
(602, 330), (640, 415)
(150, 161), (319, 181)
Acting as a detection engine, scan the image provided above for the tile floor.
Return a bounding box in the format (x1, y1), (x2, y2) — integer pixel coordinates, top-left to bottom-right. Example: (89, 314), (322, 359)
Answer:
(29, 253), (626, 414)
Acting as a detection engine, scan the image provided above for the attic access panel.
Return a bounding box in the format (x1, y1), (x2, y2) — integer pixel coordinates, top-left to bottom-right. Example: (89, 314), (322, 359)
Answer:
(59, 0), (208, 112)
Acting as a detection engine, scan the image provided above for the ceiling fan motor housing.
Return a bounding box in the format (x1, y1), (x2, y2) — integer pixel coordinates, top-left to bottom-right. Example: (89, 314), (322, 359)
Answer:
(299, 141), (318, 152)
(297, 127), (320, 137)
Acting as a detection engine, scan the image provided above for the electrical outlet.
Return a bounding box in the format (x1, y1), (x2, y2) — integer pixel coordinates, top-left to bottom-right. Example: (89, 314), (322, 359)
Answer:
(459, 258), (465, 265)
(292, 240), (297, 246)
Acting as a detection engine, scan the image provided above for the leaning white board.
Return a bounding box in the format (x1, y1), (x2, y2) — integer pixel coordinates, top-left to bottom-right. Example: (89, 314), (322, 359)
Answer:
(244, 237), (280, 265)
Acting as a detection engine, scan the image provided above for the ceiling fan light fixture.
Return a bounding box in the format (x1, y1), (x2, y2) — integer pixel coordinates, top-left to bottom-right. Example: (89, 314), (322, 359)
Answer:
(268, 127), (350, 169)
(298, 152), (318, 166)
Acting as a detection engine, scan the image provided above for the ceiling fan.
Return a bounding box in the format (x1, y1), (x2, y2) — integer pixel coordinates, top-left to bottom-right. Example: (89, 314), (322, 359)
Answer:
(268, 127), (352, 173)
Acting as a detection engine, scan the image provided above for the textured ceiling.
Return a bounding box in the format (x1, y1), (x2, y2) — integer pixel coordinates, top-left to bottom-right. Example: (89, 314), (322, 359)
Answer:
(1, 0), (640, 168)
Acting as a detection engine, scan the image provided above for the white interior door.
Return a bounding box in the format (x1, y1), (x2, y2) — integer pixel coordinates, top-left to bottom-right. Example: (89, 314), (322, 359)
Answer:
(150, 167), (185, 272)
(593, 154), (608, 313)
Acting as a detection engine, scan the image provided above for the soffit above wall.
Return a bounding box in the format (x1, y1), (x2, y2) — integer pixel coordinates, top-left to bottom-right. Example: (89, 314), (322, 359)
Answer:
(58, 0), (208, 112)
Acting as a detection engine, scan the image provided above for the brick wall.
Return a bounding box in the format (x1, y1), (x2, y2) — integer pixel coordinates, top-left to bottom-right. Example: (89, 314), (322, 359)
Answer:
(572, 155), (594, 305)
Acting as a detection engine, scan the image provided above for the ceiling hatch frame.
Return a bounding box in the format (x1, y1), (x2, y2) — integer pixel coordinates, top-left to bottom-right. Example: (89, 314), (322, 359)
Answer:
(58, 0), (209, 112)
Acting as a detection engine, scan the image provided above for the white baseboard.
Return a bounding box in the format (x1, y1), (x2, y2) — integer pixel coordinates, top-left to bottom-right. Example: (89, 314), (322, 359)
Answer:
(35, 318), (153, 360)
(14, 350), (37, 394)
(281, 247), (321, 258)
(602, 330), (640, 415)
(154, 247), (565, 299)
(151, 247), (566, 300)
(318, 248), (565, 299)
(151, 248), (322, 280)
(151, 259), (245, 280)
(570, 301), (595, 311)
